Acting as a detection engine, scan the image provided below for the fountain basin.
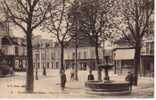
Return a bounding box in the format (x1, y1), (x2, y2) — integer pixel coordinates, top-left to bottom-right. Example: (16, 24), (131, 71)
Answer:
(85, 81), (130, 94)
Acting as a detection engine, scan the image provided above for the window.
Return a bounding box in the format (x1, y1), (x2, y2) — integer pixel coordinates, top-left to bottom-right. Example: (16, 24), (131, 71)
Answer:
(150, 42), (154, 54)
(91, 50), (94, 58)
(146, 42), (154, 54)
(42, 53), (44, 60)
(54, 53), (55, 59)
(56, 62), (58, 69)
(72, 52), (75, 59)
(78, 52), (81, 59)
(146, 42), (150, 54)
(51, 53), (53, 60)
(38, 63), (40, 69)
(51, 62), (53, 68)
(51, 52), (55, 60)
(84, 51), (87, 59)
(2, 47), (7, 54)
(47, 62), (49, 68)
(36, 53), (39, 60)
(15, 46), (18, 55)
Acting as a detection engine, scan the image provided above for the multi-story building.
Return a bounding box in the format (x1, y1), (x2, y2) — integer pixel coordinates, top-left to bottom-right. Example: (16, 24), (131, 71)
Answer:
(32, 35), (113, 71)
(32, 35), (60, 69)
(64, 46), (113, 70)
(64, 46), (98, 70)
(0, 21), (27, 71)
(0, 35), (27, 71)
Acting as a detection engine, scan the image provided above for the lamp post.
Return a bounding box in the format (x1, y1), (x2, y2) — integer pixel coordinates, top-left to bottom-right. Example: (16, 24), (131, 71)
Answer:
(35, 64), (38, 80)
(43, 47), (47, 76)
(35, 46), (39, 80)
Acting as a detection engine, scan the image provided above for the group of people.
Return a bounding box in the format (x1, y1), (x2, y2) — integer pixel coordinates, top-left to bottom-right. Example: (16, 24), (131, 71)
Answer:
(60, 67), (134, 92)
(60, 67), (75, 90)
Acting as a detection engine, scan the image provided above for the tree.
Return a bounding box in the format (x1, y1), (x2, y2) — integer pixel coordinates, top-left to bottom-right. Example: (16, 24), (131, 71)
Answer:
(75, 0), (114, 81)
(2, 0), (51, 92)
(116, 0), (153, 85)
(45, 0), (72, 86)
(67, 0), (83, 81)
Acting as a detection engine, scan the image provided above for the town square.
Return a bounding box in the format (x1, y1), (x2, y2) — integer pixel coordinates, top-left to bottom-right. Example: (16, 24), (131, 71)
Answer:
(0, 0), (154, 98)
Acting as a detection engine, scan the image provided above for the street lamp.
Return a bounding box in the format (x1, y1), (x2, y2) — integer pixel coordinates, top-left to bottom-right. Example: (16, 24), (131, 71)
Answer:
(35, 44), (40, 80)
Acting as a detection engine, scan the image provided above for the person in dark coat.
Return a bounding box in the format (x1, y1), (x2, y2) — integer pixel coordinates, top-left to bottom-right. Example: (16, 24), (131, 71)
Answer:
(125, 72), (134, 92)
(61, 71), (67, 90)
(88, 70), (94, 81)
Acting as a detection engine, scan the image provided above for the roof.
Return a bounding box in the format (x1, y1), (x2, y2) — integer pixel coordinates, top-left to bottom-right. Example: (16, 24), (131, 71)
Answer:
(113, 48), (135, 60)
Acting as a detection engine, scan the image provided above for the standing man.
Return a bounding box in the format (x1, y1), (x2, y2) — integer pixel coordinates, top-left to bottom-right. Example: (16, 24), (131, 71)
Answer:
(125, 71), (134, 92)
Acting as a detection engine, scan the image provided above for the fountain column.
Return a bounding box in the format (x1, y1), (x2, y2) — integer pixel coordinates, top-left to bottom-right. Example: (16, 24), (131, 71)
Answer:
(104, 68), (109, 81)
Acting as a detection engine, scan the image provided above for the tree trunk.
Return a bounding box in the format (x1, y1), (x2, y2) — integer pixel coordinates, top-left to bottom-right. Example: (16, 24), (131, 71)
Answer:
(60, 43), (65, 88)
(95, 45), (102, 81)
(60, 43), (64, 73)
(26, 31), (34, 93)
(133, 44), (141, 86)
(74, 44), (78, 81)
(102, 40), (105, 64)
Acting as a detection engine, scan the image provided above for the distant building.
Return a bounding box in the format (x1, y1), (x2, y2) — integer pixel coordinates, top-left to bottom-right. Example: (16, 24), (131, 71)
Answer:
(0, 35), (27, 71)
(64, 46), (97, 70)
(63, 37), (113, 70)
(32, 35), (59, 69)
(0, 21), (27, 71)
(32, 34), (113, 71)
(113, 35), (154, 77)
(64, 46), (113, 70)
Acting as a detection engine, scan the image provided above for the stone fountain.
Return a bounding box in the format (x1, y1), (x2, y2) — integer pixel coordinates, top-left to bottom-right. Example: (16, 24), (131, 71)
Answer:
(85, 64), (130, 95)
(98, 64), (113, 82)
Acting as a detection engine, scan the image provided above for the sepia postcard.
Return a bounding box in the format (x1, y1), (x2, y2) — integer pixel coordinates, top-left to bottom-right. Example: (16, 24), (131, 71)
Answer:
(0, 0), (154, 98)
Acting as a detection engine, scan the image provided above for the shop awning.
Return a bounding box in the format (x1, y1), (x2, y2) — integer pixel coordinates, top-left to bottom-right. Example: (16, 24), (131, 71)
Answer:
(114, 49), (135, 60)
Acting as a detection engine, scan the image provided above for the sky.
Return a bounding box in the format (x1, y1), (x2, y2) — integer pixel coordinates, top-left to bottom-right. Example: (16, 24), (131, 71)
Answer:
(11, 26), (51, 39)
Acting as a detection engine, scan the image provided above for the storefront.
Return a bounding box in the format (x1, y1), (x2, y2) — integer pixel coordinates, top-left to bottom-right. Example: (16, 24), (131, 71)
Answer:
(113, 48), (154, 77)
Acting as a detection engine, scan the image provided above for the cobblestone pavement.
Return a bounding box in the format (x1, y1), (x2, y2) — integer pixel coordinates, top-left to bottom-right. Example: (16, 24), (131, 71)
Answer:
(0, 69), (154, 98)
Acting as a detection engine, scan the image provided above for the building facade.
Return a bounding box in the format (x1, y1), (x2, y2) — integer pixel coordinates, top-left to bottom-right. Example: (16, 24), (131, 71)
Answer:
(0, 35), (27, 71)
(32, 35), (60, 70)
(113, 35), (154, 77)
(32, 35), (113, 71)
(64, 46), (113, 70)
